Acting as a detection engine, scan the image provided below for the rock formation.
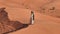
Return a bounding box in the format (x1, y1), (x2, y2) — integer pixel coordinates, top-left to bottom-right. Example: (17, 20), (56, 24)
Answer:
(0, 8), (29, 34)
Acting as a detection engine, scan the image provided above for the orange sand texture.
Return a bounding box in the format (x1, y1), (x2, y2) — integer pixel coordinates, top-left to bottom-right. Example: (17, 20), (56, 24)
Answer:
(0, 0), (60, 34)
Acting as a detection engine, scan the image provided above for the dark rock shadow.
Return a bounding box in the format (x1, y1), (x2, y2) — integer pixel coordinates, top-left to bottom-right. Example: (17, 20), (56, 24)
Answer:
(0, 8), (29, 34)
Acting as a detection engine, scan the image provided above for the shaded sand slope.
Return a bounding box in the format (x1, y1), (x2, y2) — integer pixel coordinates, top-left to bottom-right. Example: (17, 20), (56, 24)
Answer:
(5, 8), (31, 24)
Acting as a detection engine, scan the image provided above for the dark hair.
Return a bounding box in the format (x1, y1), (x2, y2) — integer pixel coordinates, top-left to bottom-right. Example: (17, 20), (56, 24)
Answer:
(31, 11), (34, 13)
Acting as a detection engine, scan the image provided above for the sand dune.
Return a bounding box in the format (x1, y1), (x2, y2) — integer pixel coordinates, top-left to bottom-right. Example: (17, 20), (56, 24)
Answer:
(0, 0), (60, 34)
(9, 11), (60, 34)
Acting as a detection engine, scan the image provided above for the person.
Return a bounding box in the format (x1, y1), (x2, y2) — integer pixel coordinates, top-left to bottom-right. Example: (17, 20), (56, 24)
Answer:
(30, 11), (34, 25)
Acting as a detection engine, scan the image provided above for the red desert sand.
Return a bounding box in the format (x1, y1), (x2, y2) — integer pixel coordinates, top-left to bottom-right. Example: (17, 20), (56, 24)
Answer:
(0, 0), (60, 34)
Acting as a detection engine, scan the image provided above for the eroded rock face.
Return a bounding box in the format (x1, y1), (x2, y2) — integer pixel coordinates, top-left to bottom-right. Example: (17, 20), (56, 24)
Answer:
(0, 8), (29, 34)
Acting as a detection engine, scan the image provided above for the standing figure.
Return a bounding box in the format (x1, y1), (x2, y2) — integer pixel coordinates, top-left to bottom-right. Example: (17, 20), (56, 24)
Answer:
(30, 11), (34, 25)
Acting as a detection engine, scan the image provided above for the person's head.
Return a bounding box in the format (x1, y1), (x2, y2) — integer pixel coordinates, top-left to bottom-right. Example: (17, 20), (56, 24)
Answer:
(31, 11), (34, 14)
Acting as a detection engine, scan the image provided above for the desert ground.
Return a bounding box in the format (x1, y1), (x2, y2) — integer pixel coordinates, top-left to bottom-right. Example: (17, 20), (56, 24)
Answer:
(0, 0), (60, 34)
